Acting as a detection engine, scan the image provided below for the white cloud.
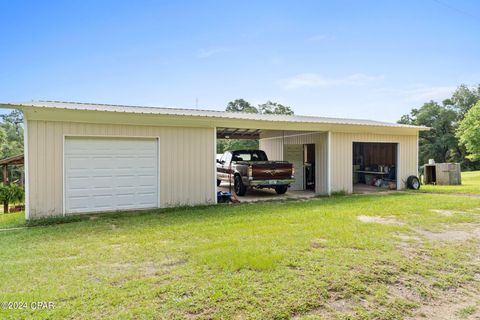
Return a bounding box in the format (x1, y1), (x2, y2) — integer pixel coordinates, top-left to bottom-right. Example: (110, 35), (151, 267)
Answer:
(407, 86), (456, 102)
(196, 47), (231, 58)
(279, 73), (384, 89)
(376, 85), (456, 103)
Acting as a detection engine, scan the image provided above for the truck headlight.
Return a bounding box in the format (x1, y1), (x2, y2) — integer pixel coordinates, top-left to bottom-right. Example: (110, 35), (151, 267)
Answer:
(291, 166), (295, 179)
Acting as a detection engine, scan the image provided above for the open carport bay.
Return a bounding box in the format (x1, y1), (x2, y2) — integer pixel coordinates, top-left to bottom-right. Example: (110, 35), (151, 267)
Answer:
(217, 128), (329, 198)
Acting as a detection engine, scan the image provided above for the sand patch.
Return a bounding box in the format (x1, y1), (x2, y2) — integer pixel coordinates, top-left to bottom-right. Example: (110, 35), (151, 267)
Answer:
(396, 234), (422, 242)
(388, 282), (423, 302)
(291, 297), (358, 320)
(407, 287), (480, 320)
(431, 209), (468, 216)
(357, 215), (404, 225)
(414, 227), (480, 241)
(328, 298), (354, 313)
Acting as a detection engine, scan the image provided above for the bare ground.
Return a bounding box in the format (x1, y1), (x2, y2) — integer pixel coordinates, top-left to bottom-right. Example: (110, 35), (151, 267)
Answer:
(358, 213), (480, 320)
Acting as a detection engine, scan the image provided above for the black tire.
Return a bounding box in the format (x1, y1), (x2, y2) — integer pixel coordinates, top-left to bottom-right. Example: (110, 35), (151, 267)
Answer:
(234, 175), (247, 196)
(275, 185), (288, 195)
(217, 179), (221, 187)
(406, 175), (421, 190)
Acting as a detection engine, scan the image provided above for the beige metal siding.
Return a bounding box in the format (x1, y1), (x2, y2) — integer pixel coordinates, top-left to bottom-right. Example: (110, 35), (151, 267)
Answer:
(27, 120), (216, 218)
(259, 131), (329, 194)
(330, 132), (418, 193)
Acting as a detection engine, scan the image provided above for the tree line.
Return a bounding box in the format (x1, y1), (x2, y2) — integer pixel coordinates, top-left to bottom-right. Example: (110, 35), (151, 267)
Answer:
(399, 84), (480, 170)
(0, 110), (25, 212)
(217, 99), (294, 153)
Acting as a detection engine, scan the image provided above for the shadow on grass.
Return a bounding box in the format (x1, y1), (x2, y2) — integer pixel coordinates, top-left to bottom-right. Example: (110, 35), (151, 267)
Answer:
(21, 192), (416, 230)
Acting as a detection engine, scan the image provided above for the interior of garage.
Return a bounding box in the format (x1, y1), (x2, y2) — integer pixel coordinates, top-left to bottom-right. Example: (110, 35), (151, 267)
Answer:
(283, 144), (316, 191)
(352, 142), (398, 193)
(216, 128), (321, 201)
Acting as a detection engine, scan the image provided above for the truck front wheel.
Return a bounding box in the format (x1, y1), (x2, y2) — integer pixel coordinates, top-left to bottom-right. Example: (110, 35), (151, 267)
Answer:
(234, 175), (247, 196)
(275, 185), (288, 195)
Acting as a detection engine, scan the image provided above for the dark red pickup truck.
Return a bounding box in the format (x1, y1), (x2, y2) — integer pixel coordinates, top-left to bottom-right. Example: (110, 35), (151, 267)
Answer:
(216, 150), (295, 196)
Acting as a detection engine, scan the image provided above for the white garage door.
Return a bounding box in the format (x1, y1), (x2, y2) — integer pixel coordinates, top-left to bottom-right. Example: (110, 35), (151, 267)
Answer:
(65, 137), (159, 214)
(283, 144), (304, 191)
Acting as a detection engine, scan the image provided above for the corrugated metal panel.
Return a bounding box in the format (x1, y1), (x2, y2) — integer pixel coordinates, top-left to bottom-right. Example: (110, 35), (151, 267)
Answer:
(259, 131), (329, 195)
(5, 100), (428, 129)
(27, 120), (216, 218)
(330, 132), (418, 193)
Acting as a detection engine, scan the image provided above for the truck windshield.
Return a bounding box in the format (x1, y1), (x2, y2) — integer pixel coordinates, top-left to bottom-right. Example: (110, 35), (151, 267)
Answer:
(231, 150), (268, 161)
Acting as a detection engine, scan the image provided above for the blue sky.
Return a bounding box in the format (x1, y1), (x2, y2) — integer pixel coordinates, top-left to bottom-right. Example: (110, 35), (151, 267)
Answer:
(0, 0), (479, 121)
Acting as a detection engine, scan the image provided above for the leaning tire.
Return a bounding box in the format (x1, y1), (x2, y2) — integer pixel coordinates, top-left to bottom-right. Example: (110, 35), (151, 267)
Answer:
(406, 176), (421, 190)
(217, 179), (221, 187)
(234, 175), (247, 196)
(275, 185), (288, 194)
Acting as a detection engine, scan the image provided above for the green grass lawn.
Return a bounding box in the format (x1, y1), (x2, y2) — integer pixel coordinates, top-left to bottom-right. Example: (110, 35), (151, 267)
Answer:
(1, 192), (480, 319)
(419, 170), (480, 195)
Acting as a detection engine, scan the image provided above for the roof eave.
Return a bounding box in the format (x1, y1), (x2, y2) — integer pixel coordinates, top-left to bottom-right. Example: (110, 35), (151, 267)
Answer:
(1, 102), (430, 131)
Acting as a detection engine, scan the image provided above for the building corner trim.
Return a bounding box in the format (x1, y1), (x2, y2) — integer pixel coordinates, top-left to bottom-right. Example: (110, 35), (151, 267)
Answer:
(23, 113), (30, 220)
(327, 131), (332, 196)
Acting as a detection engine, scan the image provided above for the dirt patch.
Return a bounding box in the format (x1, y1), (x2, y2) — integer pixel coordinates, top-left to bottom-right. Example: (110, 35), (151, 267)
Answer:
(0, 226), (28, 232)
(474, 273), (480, 282)
(310, 238), (328, 248)
(160, 257), (187, 268)
(431, 209), (468, 216)
(414, 227), (480, 241)
(142, 262), (158, 277)
(109, 261), (133, 269)
(388, 282), (423, 302)
(406, 287), (480, 320)
(357, 215), (404, 225)
(328, 298), (355, 313)
(396, 234), (422, 242)
(394, 235), (431, 261)
(291, 298), (357, 320)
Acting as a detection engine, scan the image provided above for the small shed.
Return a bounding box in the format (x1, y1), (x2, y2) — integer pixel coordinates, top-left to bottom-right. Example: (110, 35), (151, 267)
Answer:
(424, 163), (461, 185)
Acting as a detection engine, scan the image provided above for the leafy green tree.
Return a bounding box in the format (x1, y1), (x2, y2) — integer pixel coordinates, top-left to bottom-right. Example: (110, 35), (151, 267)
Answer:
(457, 102), (480, 161)
(399, 101), (458, 164)
(217, 139), (258, 153)
(0, 110), (24, 159)
(225, 99), (258, 113)
(399, 84), (480, 170)
(0, 183), (24, 213)
(0, 111), (24, 185)
(221, 99), (259, 153)
(1, 110), (24, 135)
(258, 101), (294, 115)
(218, 99), (295, 154)
(443, 84), (480, 118)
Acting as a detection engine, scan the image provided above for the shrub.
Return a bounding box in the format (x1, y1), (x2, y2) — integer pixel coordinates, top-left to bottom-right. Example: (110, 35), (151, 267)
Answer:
(0, 183), (24, 213)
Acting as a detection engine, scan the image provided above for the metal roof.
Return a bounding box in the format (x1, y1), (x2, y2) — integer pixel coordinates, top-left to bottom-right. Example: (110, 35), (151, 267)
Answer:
(2, 100), (428, 129)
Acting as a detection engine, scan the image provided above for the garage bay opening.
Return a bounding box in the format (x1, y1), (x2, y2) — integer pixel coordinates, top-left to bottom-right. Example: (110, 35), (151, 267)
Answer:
(352, 142), (398, 193)
(216, 128), (321, 202)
